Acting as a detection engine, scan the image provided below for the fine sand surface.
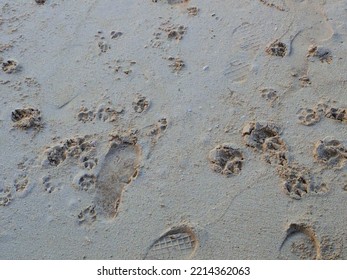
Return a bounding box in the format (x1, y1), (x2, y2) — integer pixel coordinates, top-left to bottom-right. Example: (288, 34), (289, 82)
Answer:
(0, 0), (346, 259)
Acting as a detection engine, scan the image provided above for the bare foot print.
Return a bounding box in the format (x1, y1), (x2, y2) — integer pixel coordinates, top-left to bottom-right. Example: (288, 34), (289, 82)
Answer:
(208, 144), (244, 176)
(145, 225), (198, 260)
(94, 132), (141, 219)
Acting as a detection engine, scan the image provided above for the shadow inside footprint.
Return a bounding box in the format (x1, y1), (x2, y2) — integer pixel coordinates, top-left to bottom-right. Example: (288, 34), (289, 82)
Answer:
(94, 138), (140, 219)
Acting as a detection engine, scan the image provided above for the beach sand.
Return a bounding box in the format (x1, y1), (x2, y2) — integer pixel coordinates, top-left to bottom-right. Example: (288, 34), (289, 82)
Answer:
(0, 0), (346, 259)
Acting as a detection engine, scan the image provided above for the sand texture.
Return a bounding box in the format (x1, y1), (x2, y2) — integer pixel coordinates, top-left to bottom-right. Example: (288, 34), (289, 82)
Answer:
(0, 0), (346, 259)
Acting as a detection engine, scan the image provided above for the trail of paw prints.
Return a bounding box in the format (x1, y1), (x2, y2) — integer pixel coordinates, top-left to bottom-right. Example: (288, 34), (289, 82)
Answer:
(242, 121), (327, 199)
(42, 135), (97, 168)
(208, 144), (244, 177)
(93, 131), (141, 219)
(148, 19), (187, 72)
(144, 225), (198, 260)
(279, 223), (343, 259)
(0, 173), (34, 206)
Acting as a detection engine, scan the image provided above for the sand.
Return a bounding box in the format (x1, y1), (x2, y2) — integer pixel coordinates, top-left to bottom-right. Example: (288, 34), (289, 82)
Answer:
(0, 0), (346, 260)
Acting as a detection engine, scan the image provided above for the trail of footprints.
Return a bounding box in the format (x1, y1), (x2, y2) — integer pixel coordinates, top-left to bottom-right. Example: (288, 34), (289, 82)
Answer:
(40, 126), (166, 225)
(2, 0), (345, 259)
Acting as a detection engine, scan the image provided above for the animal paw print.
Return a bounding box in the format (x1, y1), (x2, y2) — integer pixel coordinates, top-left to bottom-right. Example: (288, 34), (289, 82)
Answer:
(96, 104), (119, 122)
(168, 57), (185, 73)
(277, 165), (312, 199)
(13, 175), (28, 192)
(77, 106), (95, 123)
(187, 6), (198, 16)
(2, 59), (19, 73)
(325, 107), (346, 123)
(208, 144), (244, 176)
(78, 205), (97, 226)
(242, 121), (282, 151)
(314, 138), (347, 168)
(277, 164), (327, 199)
(297, 108), (321, 126)
(41, 175), (55, 193)
(74, 173), (96, 192)
(307, 45), (332, 64)
(79, 156), (98, 170)
(0, 185), (12, 206)
(43, 136), (95, 167)
(260, 88), (279, 104)
(132, 94), (150, 113)
(265, 41), (287, 57)
(159, 21), (187, 41)
(11, 108), (42, 130)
